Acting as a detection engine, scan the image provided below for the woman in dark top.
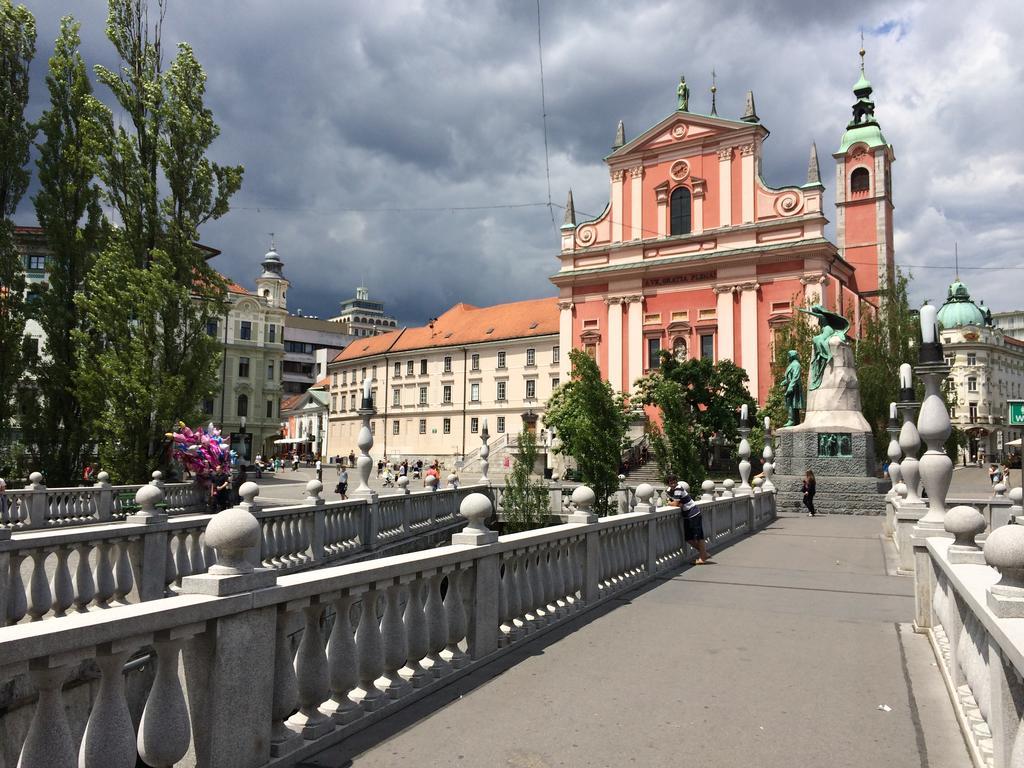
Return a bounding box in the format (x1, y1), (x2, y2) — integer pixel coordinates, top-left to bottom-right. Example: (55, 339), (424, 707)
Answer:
(802, 470), (817, 517)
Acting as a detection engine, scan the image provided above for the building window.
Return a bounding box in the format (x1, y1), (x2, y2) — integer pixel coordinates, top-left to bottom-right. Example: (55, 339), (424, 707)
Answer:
(419, 419), (427, 435)
(497, 381), (507, 401)
(202, 398), (214, 415)
(497, 351), (507, 369)
(27, 255), (46, 271)
(470, 417), (479, 434)
(372, 365), (377, 380)
(361, 366), (367, 381)
(266, 361), (274, 380)
(643, 313), (661, 325)
(443, 356), (452, 373)
(268, 324), (276, 343)
(670, 186), (692, 235)
(206, 318), (219, 337)
(647, 337), (662, 369)
(969, 403), (978, 421)
(471, 353), (480, 371)
(393, 421), (400, 435)
(393, 388), (401, 406)
(525, 379), (536, 399)
(443, 417), (451, 434)
(850, 167), (870, 193)
(700, 333), (714, 360)
(419, 386), (428, 405)
(238, 356), (250, 377)
(497, 416), (506, 433)
(237, 394), (248, 418)
(266, 400), (273, 418)
(333, 373), (338, 387)
(950, 404), (956, 419)
(443, 384), (452, 403)
(552, 345), (560, 364)
(240, 321), (252, 340)
(394, 362), (401, 377)
(407, 360), (414, 376)
(370, 422), (375, 435)
(944, 354), (954, 367)
(526, 348), (536, 367)
(967, 353), (977, 366)
(552, 377), (560, 389)
(968, 377), (978, 392)
(341, 395), (346, 411)
(420, 359), (427, 375)
(331, 394), (337, 410)
(470, 383), (480, 402)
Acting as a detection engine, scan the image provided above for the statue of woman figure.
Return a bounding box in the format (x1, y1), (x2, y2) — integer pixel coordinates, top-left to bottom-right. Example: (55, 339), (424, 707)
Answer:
(782, 350), (805, 427)
(677, 75), (689, 112)
(798, 304), (850, 391)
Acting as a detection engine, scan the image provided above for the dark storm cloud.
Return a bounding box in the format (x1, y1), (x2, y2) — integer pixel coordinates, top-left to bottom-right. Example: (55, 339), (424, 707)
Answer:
(14, 0), (1024, 324)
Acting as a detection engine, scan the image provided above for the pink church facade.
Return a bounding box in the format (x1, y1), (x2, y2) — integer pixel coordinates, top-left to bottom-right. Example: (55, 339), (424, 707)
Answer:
(552, 64), (894, 405)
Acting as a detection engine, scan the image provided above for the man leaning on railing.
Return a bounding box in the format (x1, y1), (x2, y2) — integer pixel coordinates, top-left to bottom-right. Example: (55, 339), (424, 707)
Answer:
(666, 473), (712, 565)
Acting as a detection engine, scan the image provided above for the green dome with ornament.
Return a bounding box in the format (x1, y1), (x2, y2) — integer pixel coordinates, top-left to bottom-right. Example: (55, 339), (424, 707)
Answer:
(937, 279), (987, 329)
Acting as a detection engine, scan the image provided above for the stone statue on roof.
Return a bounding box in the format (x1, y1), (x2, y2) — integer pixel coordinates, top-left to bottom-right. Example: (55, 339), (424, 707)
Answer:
(798, 304), (850, 391)
(677, 75), (689, 112)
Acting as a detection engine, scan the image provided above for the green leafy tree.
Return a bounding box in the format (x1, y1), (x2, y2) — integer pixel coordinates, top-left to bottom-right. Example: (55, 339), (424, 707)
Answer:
(0, 0), (35, 450)
(22, 17), (107, 485)
(78, 0), (243, 480)
(501, 429), (550, 533)
(636, 355), (756, 480)
(544, 349), (628, 516)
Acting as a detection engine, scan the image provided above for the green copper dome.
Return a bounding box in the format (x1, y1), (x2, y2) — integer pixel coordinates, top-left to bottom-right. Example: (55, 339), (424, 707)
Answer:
(937, 280), (986, 329)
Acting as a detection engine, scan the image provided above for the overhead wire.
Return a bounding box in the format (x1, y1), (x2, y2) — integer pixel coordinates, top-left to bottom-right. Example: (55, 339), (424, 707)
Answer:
(535, 0), (557, 235)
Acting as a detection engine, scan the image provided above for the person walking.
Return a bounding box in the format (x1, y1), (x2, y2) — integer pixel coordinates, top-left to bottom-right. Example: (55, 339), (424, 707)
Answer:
(802, 470), (817, 517)
(315, 458), (323, 483)
(349, 450), (356, 467)
(666, 473), (711, 564)
(335, 466), (349, 499)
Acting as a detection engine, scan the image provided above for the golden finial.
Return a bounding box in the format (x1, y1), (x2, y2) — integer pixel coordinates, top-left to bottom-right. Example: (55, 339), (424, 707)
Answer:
(859, 30), (866, 70)
(710, 68), (718, 116)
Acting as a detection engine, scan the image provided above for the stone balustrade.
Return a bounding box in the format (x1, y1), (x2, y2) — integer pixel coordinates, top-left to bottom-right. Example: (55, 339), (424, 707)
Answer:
(0, 484), (776, 768)
(0, 482), (482, 626)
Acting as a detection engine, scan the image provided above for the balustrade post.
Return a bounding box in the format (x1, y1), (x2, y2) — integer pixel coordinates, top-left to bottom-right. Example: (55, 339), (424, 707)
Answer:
(761, 417), (776, 493)
(700, 480), (715, 502)
(398, 476), (412, 533)
(354, 378), (376, 497)
(128, 484), (171, 601)
(305, 480), (326, 563)
(721, 479), (735, 498)
(737, 411), (752, 495)
(24, 472), (47, 528)
(94, 471), (113, 522)
(451, 495), (500, 657)
(986, 522), (1024, 618)
(640, 484), (658, 575)
(362, 493), (381, 552)
(945, 505), (986, 564)
(617, 475), (628, 515)
(567, 485), (597, 524)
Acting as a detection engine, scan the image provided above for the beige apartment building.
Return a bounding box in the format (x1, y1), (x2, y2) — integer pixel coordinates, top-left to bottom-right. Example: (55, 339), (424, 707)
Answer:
(327, 298), (560, 462)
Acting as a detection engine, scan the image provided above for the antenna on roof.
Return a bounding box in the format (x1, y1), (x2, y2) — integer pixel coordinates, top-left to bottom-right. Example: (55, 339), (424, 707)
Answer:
(955, 241), (959, 280)
(268, 232), (276, 250)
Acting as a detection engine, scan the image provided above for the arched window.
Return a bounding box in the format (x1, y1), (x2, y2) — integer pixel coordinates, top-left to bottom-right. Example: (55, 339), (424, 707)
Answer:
(673, 337), (687, 361)
(850, 167), (870, 193)
(670, 187), (692, 235)
(237, 394), (248, 418)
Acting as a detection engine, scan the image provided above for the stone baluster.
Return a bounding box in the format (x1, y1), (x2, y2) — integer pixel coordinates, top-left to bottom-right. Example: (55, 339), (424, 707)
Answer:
(322, 592), (362, 724)
(80, 646), (136, 768)
(93, 540), (115, 607)
(945, 505), (986, 564)
(986, 521), (1024, 618)
(898, 401), (924, 506)
(441, 567), (470, 668)
(73, 542), (96, 612)
(529, 547), (548, 622)
(479, 419), (491, 484)
(112, 540), (134, 604)
(737, 414), (752, 495)
(762, 418), (776, 492)
(94, 471), (113, 522)
(354, 377), (376, 496)
(886, 404), (903, 496)
(137, 636), (192, 768)
(269, 608), (302, 757)
(422, 571), (450, 675)
(551, 542), (568, 614)
(510, 552), (528, 635)
(400, 576), (431, 686)
(188, 529), (205, 574)
(352, 587), (385, 710)
(49, 545), (74, 618)
(286, 601), (334, 738)
(377, 582), (412, 698)
(174, 530), (192, 584)
(538, 545), (557, 614)
(499, 554), (518, 641)
(27, 549), (51, 621)
(18, 662), (75, 767)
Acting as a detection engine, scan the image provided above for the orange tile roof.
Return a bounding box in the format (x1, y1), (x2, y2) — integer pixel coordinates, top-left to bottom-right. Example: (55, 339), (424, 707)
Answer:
(332, 297), (558, 363)
(313, 376), (330, 389)
(280, 394), (303, 411)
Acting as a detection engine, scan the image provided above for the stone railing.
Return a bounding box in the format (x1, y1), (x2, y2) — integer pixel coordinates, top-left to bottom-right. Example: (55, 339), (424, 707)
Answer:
(0, 470), (207, 531)
(917, 488), (1024, 767)
(0, 481), (480, 626)
(0, 482), (776, 768)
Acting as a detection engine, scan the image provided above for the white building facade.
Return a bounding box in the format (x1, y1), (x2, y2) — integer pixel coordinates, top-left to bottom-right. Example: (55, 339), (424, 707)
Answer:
(329, 286), (398, 338)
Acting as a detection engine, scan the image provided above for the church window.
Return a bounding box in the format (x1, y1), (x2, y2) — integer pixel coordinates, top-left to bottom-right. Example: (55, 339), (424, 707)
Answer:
(850, 167), (870, 193)
(700, 333), (714, 360)
(670, 187), (692, 235)
(647, 337), (662, 369)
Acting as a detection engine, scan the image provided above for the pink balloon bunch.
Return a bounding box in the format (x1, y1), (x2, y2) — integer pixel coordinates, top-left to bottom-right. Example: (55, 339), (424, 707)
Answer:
(167, 422), (229, 480)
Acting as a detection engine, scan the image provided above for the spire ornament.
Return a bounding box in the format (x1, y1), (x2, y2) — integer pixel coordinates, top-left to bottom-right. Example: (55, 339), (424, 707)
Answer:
(741, 90), (758, 123)
(804, 142), (822, 187)
(561, 190), (576, 229)
(676, 74), (689, 112)
(710, 69), (718, 116)
(612, 119), (625, 149)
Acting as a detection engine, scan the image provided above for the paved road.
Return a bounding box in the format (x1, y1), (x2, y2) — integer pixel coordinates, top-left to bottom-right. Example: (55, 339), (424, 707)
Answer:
(303, 513), (969, 768)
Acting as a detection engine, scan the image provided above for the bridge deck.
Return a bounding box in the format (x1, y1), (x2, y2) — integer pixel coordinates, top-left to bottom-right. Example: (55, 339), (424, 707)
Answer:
(302, 512), (971, 768)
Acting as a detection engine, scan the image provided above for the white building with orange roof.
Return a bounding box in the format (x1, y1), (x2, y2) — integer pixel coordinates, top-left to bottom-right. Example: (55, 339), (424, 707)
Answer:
(279, 379), (331, 460)
(326, 298), (560, 464)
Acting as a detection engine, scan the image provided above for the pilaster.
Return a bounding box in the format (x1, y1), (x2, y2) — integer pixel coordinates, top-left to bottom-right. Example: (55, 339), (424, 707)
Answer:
(738, 282), (760, 398)
(557, 300), (573, 381)
(625, 296), (644, 391)
(717, 147), (733, 227)
(714, 285), (734, 361)
(740, 143), (755, 223)
(611, 170), (624, 242)
(606, 297), (624, 392)
(629, 166), (644, 240)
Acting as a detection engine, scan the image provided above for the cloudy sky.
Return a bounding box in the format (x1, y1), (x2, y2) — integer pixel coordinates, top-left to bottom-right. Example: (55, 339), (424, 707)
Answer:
(14, 0), (1024, 324)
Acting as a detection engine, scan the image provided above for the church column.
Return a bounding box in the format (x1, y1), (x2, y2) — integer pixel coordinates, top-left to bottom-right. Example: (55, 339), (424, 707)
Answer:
(655, 186), (669, 238)
(629, 166), (644, 240)
(800, 275), (829, 307)
(739, 282), (760, 398)
(606, 298), (624, 391)
(714, 286), (735, 361)
(740, 144), (755, 223)
(718, 147), (733, 227)
(625, 296), (644, 391)
(557, 300), (573, 381)
(611, 170), (625, 242)
(692, 185), (705, 235)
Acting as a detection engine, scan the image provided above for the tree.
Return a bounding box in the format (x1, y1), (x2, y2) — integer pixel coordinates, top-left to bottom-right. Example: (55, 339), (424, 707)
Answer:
(22, 17), (107, 485)
(501, 429), (549, 533)
(635, 355), (756, 480)
(544, 349), (628, 516)
(77, 0), (243, 480)
(0, 0), (35, 453)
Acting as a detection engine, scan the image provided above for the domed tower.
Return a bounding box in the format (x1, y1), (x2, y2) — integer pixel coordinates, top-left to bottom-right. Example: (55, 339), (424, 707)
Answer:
(255, 240), (289, 310)
(834, 44), (895, 298)
(937, 279), (986, 330)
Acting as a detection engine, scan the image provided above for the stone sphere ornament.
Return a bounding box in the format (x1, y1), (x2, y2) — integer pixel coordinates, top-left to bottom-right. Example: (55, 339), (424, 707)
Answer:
(206, 482), (262, 574)
(135, 483), (163, 512)
(985, 521), (1024, 595)
(944, 505), (985, 550)
(397, 476), (409, 491)
(458, 493), (493, 533)
(634, 483), (654, 505)
(571, 485), (597, 510)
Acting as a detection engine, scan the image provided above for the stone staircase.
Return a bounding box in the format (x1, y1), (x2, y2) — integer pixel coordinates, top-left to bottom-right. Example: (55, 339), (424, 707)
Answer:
(623, 461), (663, 484)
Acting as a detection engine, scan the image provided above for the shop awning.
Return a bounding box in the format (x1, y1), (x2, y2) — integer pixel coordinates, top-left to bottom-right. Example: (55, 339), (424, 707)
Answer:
(274, 437), (306, 444)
